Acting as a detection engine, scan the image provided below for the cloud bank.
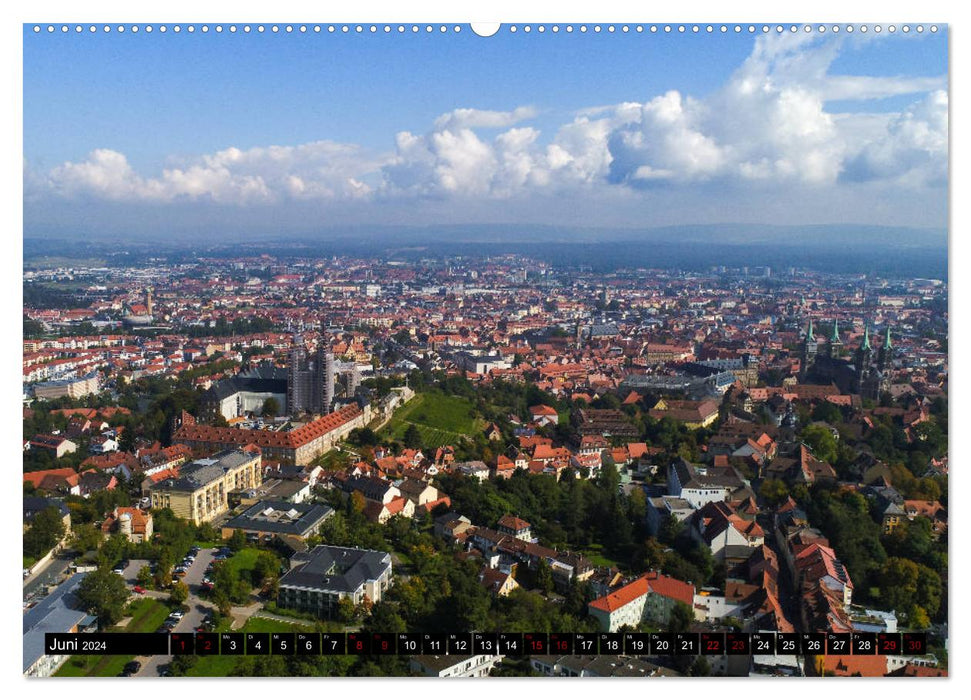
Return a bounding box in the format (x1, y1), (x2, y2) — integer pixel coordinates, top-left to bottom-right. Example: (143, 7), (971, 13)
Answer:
(26, 33), (947, 222)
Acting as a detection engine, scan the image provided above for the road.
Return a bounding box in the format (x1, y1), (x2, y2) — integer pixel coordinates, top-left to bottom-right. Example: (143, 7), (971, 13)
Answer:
(136, 547), (218, 677)
(23, 552), (74, 602)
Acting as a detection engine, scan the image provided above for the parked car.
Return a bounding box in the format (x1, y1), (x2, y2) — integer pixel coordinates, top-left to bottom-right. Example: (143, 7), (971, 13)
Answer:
(123, 661), (141, 675)
(132, 585), (146, 594)
(169, 610), (184, 620)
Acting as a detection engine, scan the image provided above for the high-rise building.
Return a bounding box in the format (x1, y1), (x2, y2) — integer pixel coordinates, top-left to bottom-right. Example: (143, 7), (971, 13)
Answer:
(287, 329), (346, 415)
(286, 336), (311, 415)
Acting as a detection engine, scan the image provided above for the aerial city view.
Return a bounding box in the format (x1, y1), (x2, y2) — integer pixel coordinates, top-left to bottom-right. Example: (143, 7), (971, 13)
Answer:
(22, 23), (947, 679)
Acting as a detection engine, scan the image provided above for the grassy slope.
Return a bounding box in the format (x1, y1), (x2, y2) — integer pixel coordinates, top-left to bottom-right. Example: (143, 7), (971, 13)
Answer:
(383, 391), (485, 448)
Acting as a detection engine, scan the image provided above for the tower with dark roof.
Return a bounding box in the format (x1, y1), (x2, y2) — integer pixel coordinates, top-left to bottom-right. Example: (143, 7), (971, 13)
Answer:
(801, 318), (818, 379)
(825, 319), (843, 359)
(878, 327), (893, 372)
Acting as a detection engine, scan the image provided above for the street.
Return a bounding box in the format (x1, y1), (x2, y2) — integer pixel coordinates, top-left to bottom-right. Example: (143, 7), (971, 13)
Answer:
(23, 552), (73, 603)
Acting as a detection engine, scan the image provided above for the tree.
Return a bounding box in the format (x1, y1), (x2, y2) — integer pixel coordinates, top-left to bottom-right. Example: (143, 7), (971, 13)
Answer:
(170, 580), (189, 605)
(666, 601), (695, 633)
(168, 654), (199, 676)
(228, 528), (247, 552)
(658, 513), (685, 545)
(759, 479), (790, 508)
(811, 401), (843, 424)
(136, 565), (154, 589)
(24, 506), (67, 558)
(77, 569), (129, 626)
(688, 655), (712, 677)
(252, 551), (281, 590)
(878, 557), (920, 614)
(403, 424), (423, 450)
(212, 587), (233, 617)
(71, 522), (104, 554)
(800, 425), (838, 465)
(906, 605), (931, 630)
(261, 397), (280, 418)
(535, 559), (554, 595)
(337, 596), (358, 624)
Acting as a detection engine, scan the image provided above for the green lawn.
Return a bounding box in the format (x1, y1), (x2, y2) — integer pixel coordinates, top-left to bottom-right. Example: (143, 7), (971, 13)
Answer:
(223, 547), (262, 580)
(54, 598), (173, 677)
(383, 391), (485, 448)
(581, 544), (623, 569)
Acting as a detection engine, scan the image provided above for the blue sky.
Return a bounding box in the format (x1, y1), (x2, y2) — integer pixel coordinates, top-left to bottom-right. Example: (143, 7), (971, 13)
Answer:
(23, 24), (949, 234)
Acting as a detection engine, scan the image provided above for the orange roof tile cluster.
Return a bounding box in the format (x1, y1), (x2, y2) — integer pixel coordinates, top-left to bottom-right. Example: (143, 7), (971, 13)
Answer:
(589, 571), (694, 613)
(24, 467), (79, 488)
(101, 507), (152, 535)
(498, 514), (531, 532)
(820, 654), (889, 677)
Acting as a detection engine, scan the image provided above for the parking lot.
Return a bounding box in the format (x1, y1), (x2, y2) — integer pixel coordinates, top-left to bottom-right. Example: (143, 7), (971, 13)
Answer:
(135, 547), (219, 677)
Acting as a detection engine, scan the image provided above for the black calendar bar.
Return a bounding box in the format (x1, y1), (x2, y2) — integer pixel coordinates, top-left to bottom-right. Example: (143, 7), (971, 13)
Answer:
(44, 633), (169, 655)
(43, 631), (927, 657)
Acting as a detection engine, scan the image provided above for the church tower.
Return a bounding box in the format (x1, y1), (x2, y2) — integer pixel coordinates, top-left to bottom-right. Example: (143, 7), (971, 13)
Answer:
(855, 323), (875, 397)
(801, 318), (817, 379)
(825, 319), (842, 359)
(878, 327), (893, 371)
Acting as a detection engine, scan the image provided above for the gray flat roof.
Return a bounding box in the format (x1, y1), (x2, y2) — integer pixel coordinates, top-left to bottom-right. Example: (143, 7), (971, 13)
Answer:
(224, 500), (333, 537)
(23, 572), (90, 673)
(153, 448), (257, 492)
(279, 545), (391, 595)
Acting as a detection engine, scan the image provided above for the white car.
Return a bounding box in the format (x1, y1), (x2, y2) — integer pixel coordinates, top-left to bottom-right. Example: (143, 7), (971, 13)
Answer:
(168, 610), (185, 620)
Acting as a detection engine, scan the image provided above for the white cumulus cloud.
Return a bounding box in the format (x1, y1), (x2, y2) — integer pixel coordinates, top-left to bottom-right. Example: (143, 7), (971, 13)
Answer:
(28, 33), (947, 209)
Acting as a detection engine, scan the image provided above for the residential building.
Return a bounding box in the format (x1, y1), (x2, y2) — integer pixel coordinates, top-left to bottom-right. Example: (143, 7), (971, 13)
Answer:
(277, 545), (393, 618)
(101, 507), (153, 542)
(587, 571), (695, 632)
(149, 447), (262, 525)
(29, 434), (78, 459)
(667, 458), (752, 509)
(409, 654), (502, 678)
(497, 514), (532, 541)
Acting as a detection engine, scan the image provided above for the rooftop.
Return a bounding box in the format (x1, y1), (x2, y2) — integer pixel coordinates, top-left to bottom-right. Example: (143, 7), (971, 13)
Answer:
(224, 500), (334, 537)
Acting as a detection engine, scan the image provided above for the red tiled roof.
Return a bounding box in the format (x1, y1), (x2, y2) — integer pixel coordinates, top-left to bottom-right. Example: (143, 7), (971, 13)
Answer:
(24, 467), (79, 488)
(498, 514), (531, 531)
(174, 405), (362, 450)
(821, 654), (889, 677)
(529, 404), (559, 416)
(589, 571), (694, 612)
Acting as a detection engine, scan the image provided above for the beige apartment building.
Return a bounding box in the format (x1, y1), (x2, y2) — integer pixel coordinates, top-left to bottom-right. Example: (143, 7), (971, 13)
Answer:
(149, 448), (262, 524)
